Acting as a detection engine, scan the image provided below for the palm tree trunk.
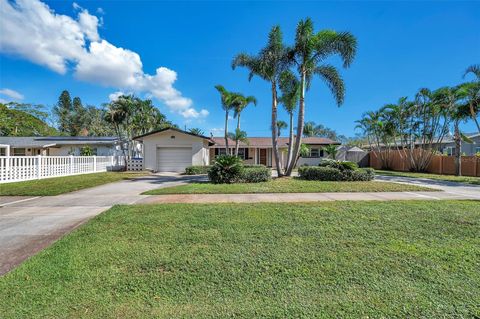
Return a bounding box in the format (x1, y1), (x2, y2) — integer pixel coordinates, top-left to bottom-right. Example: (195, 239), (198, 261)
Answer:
(224, 110), (229, 155)
(286, 70), (306, 175)
(235, 113), (241, 156)
(454, 120), (462, 176)
(469, 103), (480, 134)
(286, 112), (294, 170)
(270, 82), (283, 176)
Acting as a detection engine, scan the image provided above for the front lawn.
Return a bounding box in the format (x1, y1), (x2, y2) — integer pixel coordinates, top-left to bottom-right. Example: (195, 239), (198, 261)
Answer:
(143, 177), (434, 195)
(0, 172), (148, 196)
(1, 201), (478, 318)
(376, 170), (480, 185)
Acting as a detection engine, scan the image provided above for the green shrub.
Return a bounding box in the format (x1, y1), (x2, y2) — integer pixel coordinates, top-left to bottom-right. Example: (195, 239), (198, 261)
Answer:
(339, 161), (359, 171)
(298, 166), (375, 181)
(185, 166), (211, 175)
(208, 155), (244, 184)
(240, 166), (271, 183)
(298, 166), (343, 181)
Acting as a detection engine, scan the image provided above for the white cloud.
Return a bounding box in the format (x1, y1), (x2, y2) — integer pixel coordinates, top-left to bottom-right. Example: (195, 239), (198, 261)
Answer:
(108, 91), (125, 101)
(209, 128), (224, 136)
(0, 0), (207, 119)
(0, 88), (24, 100)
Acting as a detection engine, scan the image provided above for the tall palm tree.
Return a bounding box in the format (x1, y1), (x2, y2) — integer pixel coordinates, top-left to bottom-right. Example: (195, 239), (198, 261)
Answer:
(189, 128), (205, 136)
(276, 121), (288, 137)
(278, 70), (300, 169)
(285, 18), (357, 175)
(231, 93), (257, 155)
(232, 26), (289, 175)
(462, 64), (480, 133)
(215, 85), (236, 155)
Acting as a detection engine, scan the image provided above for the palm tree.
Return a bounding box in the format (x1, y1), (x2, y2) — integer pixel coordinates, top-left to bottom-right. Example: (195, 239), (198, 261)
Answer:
(285, 18), (357, 175)
(215, 85), (236, 155)
(462, 64), (480, 133)
(189, 128), (205, 136)
(303, 121), (317, 137)
(228, 129), (249, 155)
(278, 70), (300, 169)
(322, 144), (338, 159)
(232, 26), (289, 175)
(231, 93), (257, 155)
(276, 121), (288, 137)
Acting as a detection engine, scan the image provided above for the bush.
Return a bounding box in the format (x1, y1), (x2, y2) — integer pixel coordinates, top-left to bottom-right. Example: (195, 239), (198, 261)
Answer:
(240, 166), (271, 183)
(298, 166), (375, 181)
(339, 161), (359, 171)
(185, 166), (211, 175)
(208, 155), (244, 184)
(318, 159), (358, 171)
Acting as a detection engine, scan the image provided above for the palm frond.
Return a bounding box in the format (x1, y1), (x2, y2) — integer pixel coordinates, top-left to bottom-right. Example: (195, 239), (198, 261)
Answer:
(314, 64), (345, 106)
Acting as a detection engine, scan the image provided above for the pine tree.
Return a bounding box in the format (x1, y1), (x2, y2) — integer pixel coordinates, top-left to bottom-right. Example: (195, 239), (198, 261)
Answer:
(53, 90), (73, 134)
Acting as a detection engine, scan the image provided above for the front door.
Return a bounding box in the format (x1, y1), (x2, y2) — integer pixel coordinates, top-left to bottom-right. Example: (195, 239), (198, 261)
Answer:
(259, 149), (267, 165)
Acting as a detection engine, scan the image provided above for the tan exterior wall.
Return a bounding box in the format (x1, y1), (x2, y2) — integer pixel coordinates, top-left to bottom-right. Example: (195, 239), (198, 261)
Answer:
(370, 151), (480, 177)
(141, 130), (209, 171)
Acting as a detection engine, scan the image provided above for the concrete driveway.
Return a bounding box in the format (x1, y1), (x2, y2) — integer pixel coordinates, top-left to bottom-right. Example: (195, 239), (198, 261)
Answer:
(0, 173), (206, 275)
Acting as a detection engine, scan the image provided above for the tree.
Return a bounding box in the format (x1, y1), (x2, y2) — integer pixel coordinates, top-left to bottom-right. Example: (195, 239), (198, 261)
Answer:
(276, 120), (288, 137)
(189, 128), (205, 136)
(462, 64), (480, 133)
(278, 70), (300, 169)
(215, 85), (236, 155)
(286, 18), (357, 175)
(0, 103), (58, 136)
(71, 97), (87, 136)
(228, 129), (249, 154)
(231, 93), (256, 155)
(232, 25), (289, 175)
(303, 121), (317, 137)
(53, 90), (73, 134)
(322, 144), (338, 159)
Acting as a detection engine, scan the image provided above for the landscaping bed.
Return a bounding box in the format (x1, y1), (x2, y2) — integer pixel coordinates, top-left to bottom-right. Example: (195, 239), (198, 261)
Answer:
(0, 172), (148, 196)
(143, 177), (434, 195)
(1, 201), (478, 318)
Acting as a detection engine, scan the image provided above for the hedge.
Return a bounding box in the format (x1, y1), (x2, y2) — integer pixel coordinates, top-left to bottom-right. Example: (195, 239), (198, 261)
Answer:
(240, 166), (271, 183)
(298, 166), (375, 181)
(185, 165), (211, 175)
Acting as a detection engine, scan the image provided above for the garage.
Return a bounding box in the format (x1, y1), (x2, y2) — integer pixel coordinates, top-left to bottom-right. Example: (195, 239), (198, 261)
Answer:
(156, 147), (192, 172)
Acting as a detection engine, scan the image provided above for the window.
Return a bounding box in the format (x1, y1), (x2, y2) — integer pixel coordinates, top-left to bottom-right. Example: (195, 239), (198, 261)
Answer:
(13, 148), (26, 156)
(214, 148), (248, 159)
(310, 148), (319, 158)
(443, 147), (455, 156)
(0, 148), (5, 156)
(475, 147), (480, 154)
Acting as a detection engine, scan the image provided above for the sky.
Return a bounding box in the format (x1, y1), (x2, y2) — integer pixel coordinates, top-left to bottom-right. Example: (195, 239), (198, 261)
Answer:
(0, 0), (479, 138)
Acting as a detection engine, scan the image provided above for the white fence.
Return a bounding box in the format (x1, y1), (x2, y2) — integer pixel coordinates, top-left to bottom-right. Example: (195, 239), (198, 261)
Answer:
(0, 156), (125, 184)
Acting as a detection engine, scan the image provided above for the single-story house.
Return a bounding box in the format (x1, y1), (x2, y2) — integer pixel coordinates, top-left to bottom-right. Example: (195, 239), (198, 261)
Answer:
(0, 136), (121, 156)
(134, 128), (339, 172)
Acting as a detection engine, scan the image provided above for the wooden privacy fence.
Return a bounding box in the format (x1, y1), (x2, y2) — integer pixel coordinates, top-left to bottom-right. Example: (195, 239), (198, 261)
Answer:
(369, 151), (480, 177)
(0, 155), (125, 184)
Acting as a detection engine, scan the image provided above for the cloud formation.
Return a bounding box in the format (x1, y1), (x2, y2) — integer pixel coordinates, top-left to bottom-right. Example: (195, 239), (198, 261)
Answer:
(0, 0), (208, 119)
(0, 88), (24, 103)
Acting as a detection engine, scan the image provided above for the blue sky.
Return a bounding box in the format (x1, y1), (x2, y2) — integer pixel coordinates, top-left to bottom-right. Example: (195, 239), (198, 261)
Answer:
(0, 0), (479, 137)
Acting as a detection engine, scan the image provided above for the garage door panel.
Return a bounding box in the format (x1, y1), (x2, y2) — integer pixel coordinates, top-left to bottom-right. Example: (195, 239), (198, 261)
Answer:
(157, 147), (192, 172)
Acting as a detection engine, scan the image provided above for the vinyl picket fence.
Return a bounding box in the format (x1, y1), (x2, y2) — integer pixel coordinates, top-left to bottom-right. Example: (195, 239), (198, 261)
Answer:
(0, 156), (125, 184)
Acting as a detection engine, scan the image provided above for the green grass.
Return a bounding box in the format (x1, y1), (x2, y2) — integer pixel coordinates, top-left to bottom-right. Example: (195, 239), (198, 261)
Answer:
(0, 172), (148, 196)
(376, 170), (480, 185)
(143, 177), (434, 195)
(1, 201), (479, 318)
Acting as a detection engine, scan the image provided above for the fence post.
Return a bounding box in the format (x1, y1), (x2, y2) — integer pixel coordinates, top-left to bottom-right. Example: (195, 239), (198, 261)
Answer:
(69, 155), (74, 175)
(93, 155), (97, 172)
(37, 155), (41, 179)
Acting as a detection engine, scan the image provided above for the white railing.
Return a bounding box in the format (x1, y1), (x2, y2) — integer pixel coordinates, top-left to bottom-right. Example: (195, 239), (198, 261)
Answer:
(0, 155), (125, 184)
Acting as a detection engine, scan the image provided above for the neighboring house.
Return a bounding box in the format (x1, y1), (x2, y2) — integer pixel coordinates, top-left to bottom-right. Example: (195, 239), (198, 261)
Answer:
(0, 136), (121, 156)
(436, 133), (480, 156)
(362, 133), (480, 156)
(134, 128), (339, 172)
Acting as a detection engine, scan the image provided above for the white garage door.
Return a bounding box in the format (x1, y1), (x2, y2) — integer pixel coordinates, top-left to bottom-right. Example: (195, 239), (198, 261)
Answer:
(156, 147), (192, 172)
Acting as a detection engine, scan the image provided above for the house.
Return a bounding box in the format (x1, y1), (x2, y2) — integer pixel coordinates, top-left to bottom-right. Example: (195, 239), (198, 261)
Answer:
(133, 128), (339, 172)
(0, 136), (121, 156)
(362, 133), (480, 156)
(436, 133), (480, 156)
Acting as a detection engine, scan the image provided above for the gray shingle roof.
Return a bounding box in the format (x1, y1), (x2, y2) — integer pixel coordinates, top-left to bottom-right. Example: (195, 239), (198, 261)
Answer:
(0, 136), (118, 148)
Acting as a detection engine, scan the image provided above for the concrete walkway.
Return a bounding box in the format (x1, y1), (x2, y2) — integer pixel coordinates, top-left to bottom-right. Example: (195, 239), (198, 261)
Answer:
(0, 174), (205, 275)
